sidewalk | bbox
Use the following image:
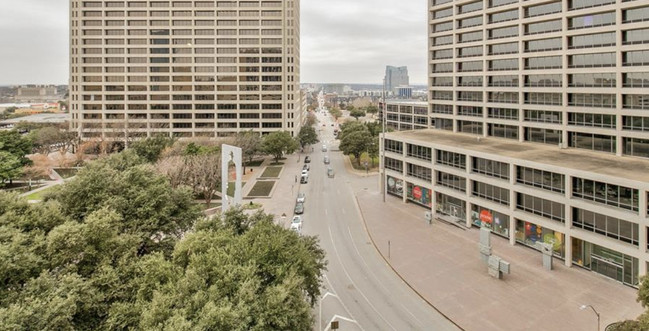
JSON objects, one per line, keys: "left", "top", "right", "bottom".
{"left": 355, "top": 189, "right": 643, "bottom": 331}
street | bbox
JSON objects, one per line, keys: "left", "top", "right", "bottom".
{"left": 298, "top": 110, "right": 460, "bottom": 330}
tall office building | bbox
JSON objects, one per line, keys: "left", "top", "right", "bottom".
{"left": 69, "top": 0, "right": 302, "bottom": 140}
{"left": 381, "top": 0, "right": 649, "bottom": 287}
{"left": 385, "top": 65, "right": 409, "bottom": 93}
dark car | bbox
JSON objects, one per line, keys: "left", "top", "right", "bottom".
{"left": 304, "top": 156, "right": 311, "bottom": 163}
{"left": 294, "top": 202, "right": 304, "bottom": 214}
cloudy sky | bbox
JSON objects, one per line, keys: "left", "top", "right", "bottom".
{"left": 0, "top": 0, "right": 427, "bottom": 85}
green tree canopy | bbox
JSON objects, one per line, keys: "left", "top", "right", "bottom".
{"left": 0, "top": 130, "right": 33, "bottom": 166}
{"left": 366, "top": 105, "right": 379, "bottom": 114}
{"left": 329, "top": 107, "right": 342, "bottom": 120}
{"left": 297, "top": 125, "right": 319, "bottom": 148}
{"left": 130, "top": 136, "right": 175, "bottom": 163}
{"left": 262, "top": 131, "right": 299, "bottom": 163}
{"left": 339, "top": 124, "right": 372, "bottom": 166}
{"left": 349, "top": 108, "right": 366, "bottom": 120}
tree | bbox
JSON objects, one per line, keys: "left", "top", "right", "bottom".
{"left": 262, "top": 131, "right": 299, "bottom": 163}
{"left": 339, "top": 127, "right": 372, "bottom": 166}
{"left": 0, "top": 130, "right": 33, "bottom": 167}
{"left": 366, "top": 105, "right": 379, "bottom": 114}
{"left": 233, "top": 131, "right": 262, "bottom": 174}
{"left": 329, "top": 107, "right": 342, "bottom": 120}
{"left": 349, "top": 108, "right": 366, "bottom": 120}
{"left": 305, "top": 112, "right": 317, "bottom": 127}
{"left": 297, "top": 125, "right": 319, "bottom": 149}
{"left": 129, "top": 136, "right": 175, "bottom": 163}
{"left": 346, "top": 105, "right": 356, "bottom": 111}
{"left": 368, "top": 136, "right": 380, "bottom": 167}
{"left": 0, "top": 151, "right": 22, "bottom": 186}
{"left": 184, "top": 153, "right": 222, "bottom": 209}
{"left": 609, "top": 275, "right": 649, "bottom": 330}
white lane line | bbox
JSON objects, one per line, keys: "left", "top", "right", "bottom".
{"left": 401, "top": 303, "right": 424, "bottom": 327}
{"left": 323, "top": 263, "right": 363, "bottom": 331}
{"left": 328, "top": 226, "right": 397, "bottom": 331}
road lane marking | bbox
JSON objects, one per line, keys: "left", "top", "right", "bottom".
{"left": 401, "top": 303, "right": 424, "bottom": 327}
{"left": 328, "top": 226, "right": 397, "bottom": 331}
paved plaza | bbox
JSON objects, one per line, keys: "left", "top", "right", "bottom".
{"left": 355, "top": 188, "right": 644, "bottom": 331}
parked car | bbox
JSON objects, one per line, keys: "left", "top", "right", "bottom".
{"left": 322, "top": 144, "right": 327, "bottom": 152}
{"left": 324, "top": 155, "right": 330, "bottom": 164}
{"left": 300, "top": 174, "right": 308, "bottom": 184}
{"left": 327, "top": 167, "right": 335, "bottom": 178}
{"left": 301, "top": 169, "right": 308, "bottom": 177}
{"left": 290, "top": 215, "right": 302, "bottom": 232}
{"left": 296, "top": 192, "right": 306, "bottom": 203}
{"left": 303, "top": 164, "right": 310, "bottom": 171}
{"left": 304, "top": 156, "right": 311, "bottom": 163}
{"left": 294, "top": 202, "right": 304, "bottom": 214}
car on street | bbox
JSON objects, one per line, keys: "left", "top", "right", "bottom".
{"left": 294, "top": 202, "right": 304, "bottom": 214}
{"left": 296, "top": 192, "right": 306, "bottom": 203}
{"left": 327, "top": 167, "right": 335, "bottom": 178}
{"left": 322, "top": 144, "right": 327, "bottom": 152}
{"left": 301, "top": 169, "right": 308, "bottom": 176}
{"left": 304, "top": 156, "right": 311, "bottom": 163}
{"left": 324, "top": 155, "right": 330, "bottom": 164}
{"left": 300, "top": 174, "right": 308, "bottom": 184}
{"left": 290, "top": 215, "right": 302, "bottom": 232}
{"left": 303, "top": 164, "right": 309, "bottom": 171}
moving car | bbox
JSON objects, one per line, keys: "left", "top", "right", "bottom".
{"left": 322, "top": 144, "right": 327, "bottom": 152}
{"left": 327, "top": 167, "right": 335, "bottom": 178}
{"left": 294, "top": 202, "right": 304, "bottom": 214}
{"left": 300, "top": 174, "right": 308, "bottom": 184}
{"left": 324, "top": 155, "right": 330, "bottom": 164}
{"left": 303, "top": 164, "right": 310, "bottom": 171}
{"left": 296, "top": 192, "right": 306, "bottom": 203}
{"left": 304, "top": 156, "right": 311, "bottom": 163}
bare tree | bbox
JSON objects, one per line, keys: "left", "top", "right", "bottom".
{"left": 157, "top": 153, "right": 222, "bottom": 209}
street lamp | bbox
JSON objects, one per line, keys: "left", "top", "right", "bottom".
{"left": 580, "top": 304, "right": 600, "bottom": 331}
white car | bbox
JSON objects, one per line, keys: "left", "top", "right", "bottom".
{"left": 296, "top": 192, "right": 306, "bottom": 203}
{"left": 322, "top": 144, "right": 327, "bottom": 152}
{"left": 291, "top": 216, "right": 303, "bottom": 232}
{"left": 301, "top": 169, "right": 308, "bottom": 177}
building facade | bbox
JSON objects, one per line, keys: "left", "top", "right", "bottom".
{"left": 379, "top": 0, "right": 649, "bottom": 287}
{"left": 14, "top": 85, "right": 61, "bottom": 103}
{"left": 385, "top": 100, "right": 429, "bottom": 131}
{"left": 69, "top": 0, "right": 302, "bottom": 140}
{"left": 385, "top": 65, "right": 409, "bottom": 94}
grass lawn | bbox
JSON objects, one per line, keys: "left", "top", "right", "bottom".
{"left": 260, "top": 166, "right": 282, "bottom": 178}
{"left": 349, "top": 153, "right": 380, "bottom": 171}
{"left": 244, "top": 159, "right": 264, "bottom": 167}
{"left": 23, "top": 185, "right": 59, "bottom": 201}
{"left": 248, "top": 181, "right": 275, "bottom": 197}
{"left": 227, "top": 181, "right": 246, "bottom": 197}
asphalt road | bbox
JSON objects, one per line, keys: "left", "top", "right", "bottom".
{"left": 300, "top": 110, "right": 460, "bottom": 331}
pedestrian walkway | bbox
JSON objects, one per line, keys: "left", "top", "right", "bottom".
{"left": 355, "top": 189, "right": 643, "bottom": 331}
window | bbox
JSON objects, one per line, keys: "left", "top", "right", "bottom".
{"left": 489, "top": 9, "right": 518, "bottom": 23}
{"left": 458, "top": 60, "right": 482, "bottom": 72}
{"left": 458, "top": 120, "right": 483, "bottom": 135}
{"left": 437, "top": 150, "right": 466, "bottom": 169}
{"left": 569, "top": 132, "right": 616, "bottom": 153}
{"left": 516, "top": 193, "right": 565, "bottom": 222}
{"left": 569, "top": 113, "right": 616, "bottom": 128}
{"left": 433, "top": 21, "right": 453, "bottom": 32}
{"left": 525, "top": 74, "right": 561, "bottom": 87}
{"left": 458, "top": 45, "right": 483, "bottom": 58}
{"left": 489, "top": 58, "right": 518, "bottom": 71}
{"left": 489, "top": 124, "right": 519, "bottom": 140}
{"left": 432, "top": 104, "right": 453, "bottom": 114}
{"left": 489, "top": 42, "right": 518, "bottom": 55}
{"left": 489, "top": 91, "right": 518, "bottom": 103}
{"left": 458, "top": 106, "right": 483, "bottom": 117}
{"left": 458, "top": 1, "right": 482, "bottom": 14}
{"left": 488, "top": 108, "right": 518, "bottom": 120}
{"left": 458, "top": 31, "right": 483, "bottom": 43}
{"left": 624, "top": 94, "right": 649, "bottom": 110}
{"left": 433, "top": 35, "right": 453, "bottom": 46}
{"left": 525, "top": 92, "right": 562, "bottom": 106}
{"left": 458, "top": 76, "right": 483, "bottom": 86}
{"left": 525, "top": 1, "right": 561, "bottom": 17}
{"left": 569, "top": 12, "right": 615, "bottom": 29}
{"left": 525, "top": 55, "right": 561, "bottom": 69}
{"left": 407, "top": 163, "right": 432, "bottom": 181}
{"left": 407, "top": 144, "right": 432, "bottom": 161}
{"left": 473, "top": 181, "right": 510, "bottom": 205}
{"left": 473, "top": 157, "right": 509, "bottom": 180}
{"left": 568, "top": 93, "right": 616, "bottom": 108}
{"left": 624, "top": 50, "right": 649, "bottom": 66}
{"left": 458, "top": 91, "right": 483, "bottom": 102}
{"left": 489, "top": 0, "right": 517, "bottom": 7}
{"left": 569, "top": 32, "right": 616, "bottom": 48}
{"left": 624, "top": 138, "right": 649, "bottom": 159}
{"left": 623, "top": 116, "right": 649, "bottom": 132}
{"left": 525, "top": 37, "right": 562, "bottom": 52}
{"left": 489, "top": 75, "right": 518, "bottom": 87}
{"left": 433, "top": 48, "right": 453, "bottom": 59}
{"left": 623, "top": 6, "right": 649, "bottom": 23}
{"left": 569, "top": 0, "right": 615, "bottom": 11}
{"left": 573, "top": 208, "right": 638, "bottom": 246}
{"left": 569, "top": 73, "right": 616, "bottom": 87}
{"left": 432, "top": 91, "right": 453, "bottom": 100}
{"left": 569, "top": 53, "right": 615, "bottom": 68}
{"left": 458, "top": 16, "right": 483, "bottom": 29}
{"left": 433, "top": 77, "right": 453, "bottom": 86}
{"left": 433, "top": 8, "right": 452, "bottom": 19}
{"left": 623, "top": 28, "right": 649, "bottom": 45}
{"left": 517, "top": 166, "right": 565, "bottom": 193}
{"left": 489, "top": 25, "right": 518, "bottom": 39}
{"left": 384, "top": 139, "right": 403, "bottom": 154}
{"left": 572, "top": 178, "right": 638, "bottom": 211}
{"left": 524, "top": 110, "right": 562, "bottom": 124}
{"left": 437, "top": 172, "right": 466, "bottom": 192}
{"left": 433, "top": 62, "right": 453, "bottom": 73}
{"left": 525, "top": 127, "right": 562, "bottom": 145}
{"left": 525, "top": 19, "right": 562, "bottom": 35}
{"left": 623, "top": 73, "right": 649, "bottom": 88}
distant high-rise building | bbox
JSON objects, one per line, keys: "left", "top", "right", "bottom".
{"left": 14, "top": 85, "right": 60, "bottom": 103}
{"left": 381, "top": 0, "right": 649, "bottom": 288}
{"left": 384, "top": 66, "right": 409, "bottom": 94}
{"left": 69, "top": 0, "right": 303, "bottom": 140}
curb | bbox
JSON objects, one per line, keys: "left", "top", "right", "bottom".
{"left": 352, "top": 193, "right": 465, "bottom": 331}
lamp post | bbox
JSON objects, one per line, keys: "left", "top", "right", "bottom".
{"left": 580, "top": 304, "right": 600, "bottom": 331}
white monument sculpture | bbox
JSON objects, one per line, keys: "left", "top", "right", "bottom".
{"left": 221, "top": 144, "right": 243, "bottom": 213}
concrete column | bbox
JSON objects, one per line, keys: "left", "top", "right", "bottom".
{"left": 564, "top": 235, "right": 573, "bottom": 267}
{"left": 465, "top": 156, "right": 472, "bottom": 228}
{"left": 509, "top": 163, "right": 516, "bottom": 246}
{"left": 565, "top": 175, "right": 573, "bottom": 267}
{"left": 465, "top": 200, "right": 472, "bottom": 228}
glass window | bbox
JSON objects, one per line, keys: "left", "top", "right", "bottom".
{"left": 458, "top": 30, "right": 483, "bottom": 43}
{"left": 433, "top": 35, "right": 453, "bottom": 46}
{"left": 489, "top": 25, "right": 518, "bottom": 39}
{"left": 407, "top": 144, "right": 432, "bottom": 161}
{"left": 489, "top": 91, "right": 519, "bottom": 103}
{"left": 624, "top": 50, "right": 649, "bottom": 66}
{"left": 569, "top": 52, "right": 616, "bottom": 68}
{"left": 624, "top": 138, "right": 649, "bottom": 159}
{"left": 471, "top": 204, "right": 510, "bottom": 238}
{"left": 458, "top": 91, "right": 483, "bottom": 102}
{"left": 569, "top": 32, "right": 616, "bottom": 48}
{"left": 433, "top": 62, "right": 453, "bottom": 73}
{"left": 489, "top": 9, "right": 519, "bottom": 23}
{"left": 384, "top": 139, "right": 403, "bottom": 154}
{"left": 489, "top": 0, "right": 518, "bottom": 8}
{"left": 437, "top": 150, "right": 466, "bottom": 169}
{"left": 458, "top": 1, "right": 482, "bottom": 14}
{"left": 569, "top": 12, "right": 615, "bottom": 29}
{"left": 489, "top": 75, "right": 519, "bottom": 87}
{"left": 524, "top": 110, "right": 562, "bottom": 123}
{"left": 458, "top": 45, "right": 483, "bottom": 58}
{"left": 458, "top": 106, "right": 483, "bottom": 116}
{"left": 524, "top": 92, "right": 562, "bottom": 105}
{"left": 623, "top": 6, "right": 649, "bottom": 23}
{"left": 623, "top": 94, "right": 649, "bottom": 110}
{"left": 572, "top": 178, "right": 638, "bottom": 211}
{"left": 569, "top": 73, "right": 616, "bottom": 87}
{"left": 525, "top": 37, "right": 562, "bottom": 52}
{"left": 569, "top": 132, "right": 616, "bottom": 153}
{"left": 569, "top": 0, "right": 615, "bottom": 11}
{"left": 525, "top": 19, "right": 562, "bottom": 35}
{"left": 516, "top": 220, "right": 565, "bottom": 257}
{"left": 433, "top": 7, "right": 452, "bottom": 19}
{"left": 433, "top": 21, "right": 453, "bottom": 32}
{"left": 516, "top": 166, "right": 565, "bottom": 193}
{"left": 524, "top": 127, "right": 562, "bottom": 145}
{"left": 436, "top": 171, "right": 467, "bottom": 192}
{"left": 432, "top": 91, "right": 453, "bottom": 100}
{"left": 623, "top": 28, "right": 649, "bottom": 45}
{"left": 525, "top": 74, "right": 562, "bottom": 87}
{"left": 433, "top": 48, "right": 453, "bottom": 59}
{"left": 525, "top": 1, "right": 562, "bottom": 17}
{"left": 407, "top": 163, "right": 432, "bottom": 181}
{"left": 489, "top": 58, "right": 518, "bottom": 71}
{"left": 473, "top": 181, "right": 510, "bottom": 205}
{"left": 384, "top": 157, "right": 403, "bottom": 172}
{"left": 458, "top": 16, "right": 483, "bottom": 29}
{"left": 473, "top": 157, "right": 510, "bottom": 180}
{"left": 516, "top": 192, "right": 565, "bottom": 222}
{"left": 458, "top": 120, "right": 483, "bottom": 135}
{"left": 623, "top": 116, "right": 649, "bottom": 132}
{"left": 525, "top": 55, "right": 562, "bottom": 69}
{"left": 458, "top": 60, "right": 483, "bottom": 72}
{"left": 433, "top": 76, "right": 453, "bottom": 86}
{"left": 489, "top": 124, "right": 519, "bottom": 140}
{"left": 458, "top": 76, "right": 483, "bottom": 86}
{"left": 568, "top": 93, "right": 616, "bottom": 108}
{"left": 488, "top": 107, "right": 518, "bottom": 120}
{"left": 489, "top": 42, "right": 518, "bottom": 55}
{"left": 568, "top": 113, "right": 616, "bottom": 128}
{"left": 432, "top": 104, "right": 453, "bottom": 114}
{"left": 623, "top": 73, "right": 649, "bottom": 88}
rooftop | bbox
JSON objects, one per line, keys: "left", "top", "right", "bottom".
{"left": 387, "top": 129, "right": 649, "bottom": 183}
{"left": 386, "top": 99, "right": 427, "bottom": 106}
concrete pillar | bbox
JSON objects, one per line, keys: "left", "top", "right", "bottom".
{"left": 465, "top": 201, "right": 472, "bottom": 228}
{"left": 509, "top": 163, "right": 516, "bottom": 246}
{"left": 564, "top": 175, "right": 573, "bottom": 267}
{"left": 564, "top": 235, "right": 573, "bottom": 268}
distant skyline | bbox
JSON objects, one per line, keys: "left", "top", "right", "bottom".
{"left": 0, "top": 0, "right": 427, "bottom": 85}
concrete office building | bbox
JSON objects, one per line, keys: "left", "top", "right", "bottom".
{"left": 385, "top": 100, "right": 429, "bottom": 131}
{"left": 381, "top": 0, "right": 649, "bottom": 287}
{"left": 69, "top": 0, "right": 302, "bottom": 140}
{"left": 385, "top": 65, "right": 409, "bottom": 94}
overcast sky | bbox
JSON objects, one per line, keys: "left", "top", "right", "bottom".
{"left": 0, "top": 0, "right": 427, "bottom": 85}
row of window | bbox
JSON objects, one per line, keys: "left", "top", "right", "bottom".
{"left": 81, "top": 1, "right": 284, "bottom": 8}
